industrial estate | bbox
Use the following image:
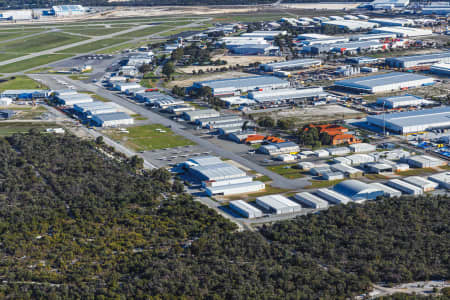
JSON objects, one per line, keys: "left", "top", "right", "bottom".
{"left": 0, "top": 1, "right": 449, "bottom": 298}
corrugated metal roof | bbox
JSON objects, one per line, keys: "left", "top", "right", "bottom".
{"left": 194, "top": 76, "right": 288, "bottom": 89}
{"left": 189, "top": 156, "right": 222, "bottom": 166}
{"left": 191, "top": 163, "right": 246, "bottom": 179}
{"left": 368, "top": 106, "right": 450, "bottom": 127}
{"left": 93, "top": 112, "right": 132, "bottom": 122}
{"left": 386, "top": 51, "right": 450, "bottom": 63}
{"left": 261, "top": 59, "right": 321, "bottom": 68}
{"left": 335, "top": 72, "right": 433, "bottom": 90}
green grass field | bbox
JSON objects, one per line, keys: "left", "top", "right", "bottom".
{"left": 96, "top": 40, "right": 152, "bottom": 54}
{"left": 0, "top": 29, "right": 44, "bottom": 42}
{"left": 0, "top": 32, "right": 86, "bottom": 53}
{"left": 395, "top": 168, "right": 436, "bottom": 176}
{"left": 212, "top": 12, "right": 288, "bottom": 23}
{"left": 0, "top": 53, "right": 28, "bottom": 62}
{"left": 160, "top": 26, "right": 210, "bottom": 37}
{"left": 267, "top": 164, "right": 305, "bottom": 179}
{"left": 306, "top": 179, "right": 346, "bottom": 189}
{"left": 60, "top": 38, "right": 130, "bottom": 54}
{"left": 0, "top": 54, "right": 73, "bottom": 73}
{"left": 59, "top": 26, "right": 132, "bottom": 36}
{"left": 0, "top": 76, "right": 47, "bottom": 91}
{"left": 115, "top": 25, "right": 172, "bottom": 38}
{"left": 104, "top": 124, "right": 195, "bottom": 151}
{"left": 0, "top": 122, "right": 59, "bottom": 136}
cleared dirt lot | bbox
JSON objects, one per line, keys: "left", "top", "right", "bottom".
{"left": 178, "top": 55, "right": 283, "bottom": 74}
{"left": 251, "top": 104, "right": 365, "bottom": 126}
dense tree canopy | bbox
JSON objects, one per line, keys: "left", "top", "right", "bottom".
{"left": 0, "top": 132, "right": 447, "bottom": 299}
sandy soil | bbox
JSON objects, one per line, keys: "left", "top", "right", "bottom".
{"left": 278, "top": 104, "right": 360, "bottom": 118}
{"left": 178, "top": 55, "right": 283, "bottom": 73}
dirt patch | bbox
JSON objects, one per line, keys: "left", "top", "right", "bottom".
{"left": 251, "top": 104, "right": 365, "bottom": 126}
{"left": 178, "top": 55, "right": 283, "bottom": 74}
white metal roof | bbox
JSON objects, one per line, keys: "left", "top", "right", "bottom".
{"left": 191, "top": 163, "right": 246, "bottom": 179}
{"left": 188, "top": 156, "right": 223, "bottom": 166}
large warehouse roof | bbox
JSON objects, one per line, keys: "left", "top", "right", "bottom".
{"left": 194, "top": 76, "right": 288, "bottom": 90}
{"left": 322, "top": 20, "right": 377, "bottom": 30}
{"left": 387, "top": 52, "right": 450, "bottom": 63}
{"left": 334, "top": 72, "right": 434, "bottom": 93}
{"left": 92, "top": 112, "right": 131, "bottom": 122}
{"left": 248, "top": 87, "right": 328, "bottom": 103}
{"left": 190, "top": 163, "right": 246, "bottom": 180}
{"left": 188, "top": 156, "right": 223, "bottom": 166}
{"left": 367, "top": 106, "right": 450, "bottom": 133}
{"left": 376, "top": 94, "right": 432, "bottom": 108}
{"left": 371, "top": 26, "right": 433, "bottom": 37}
{"left": 260, "top": 59, "right": 322, "bottom": 71}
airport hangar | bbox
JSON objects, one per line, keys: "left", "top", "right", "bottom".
{"left": 367, "top": 106, "right": 450, "bottom": 134}
{"left": 334, "top": 72, "right": 434, "bottom": 93}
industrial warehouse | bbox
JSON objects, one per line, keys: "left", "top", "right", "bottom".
{"left": 376, "top": 94, "right": 433, "bottom": 108}
{"left": 247, "top": 87, "right": 330, "bottom": 104}
{"left": 259, "top": 59, "right": 322, "bottom": 72}
{"left": 192, "top": 76, "right": 289, "bottom": 96}
{"left": 367, "top": 106, "right": 450, "bottom": 134}
{"left": 334, "top": 72, "right": 434, "bottom": 93}
{"left": 181, "top": 156, "right": 265, "bottom": 196}
{"left": 385, "top": 52, "right": 450, "bottom": 69}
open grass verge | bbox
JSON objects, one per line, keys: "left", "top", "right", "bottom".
{"left": 131, "top": 114, "right": 148, "bottom": 121}
{"left": 225, "top": 184, "right": 291, "bottom": 201}
{"left": 0, "top": 75, "right": 47, "bottom": 91}
{"left": 0, "top": 53, "right": 28, "bottom": 63}
{"left": 267, "top": 164, "right": 305, "bottom": 179}
{"left": 0, "top": 29, "right": 44, "bottom": 42}
{"left": 60, "top": 38, "right": 130, "bottom": 54}
{"left": 395, "top": 168, "right": 436, "bottom": 176}
{"left": 60, "top": 26, "right": 132, "bottom": 36}
{"left": 160, "top": 26, "right": 210, "bottom": 37}
{"left": 365, "top": 174, "right": 389, "bottom": 180}
{"left": 306, "top": 179, "right": 346, "bottom": 189}
{"left": 104, "top": 124, "right": 195, "bottom": 151}
{"left": 0, "top": 54, "right": 73, "bottom": 73}
{"left": 255, "top": 175, "right": 271, "bottom": 182}
{"left": 0, "top": 122, "right": 59, "bottom": 136}
{"left": 0, "top": 32, "right": 86, "bottom": 53}
{"left": 115, "top": 25, "right": 172, "bottom": 38}
{"left": 96, "top": 40, "right": 154, "bottom": 54}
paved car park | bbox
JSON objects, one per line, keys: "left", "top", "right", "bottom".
{"left": 141, "top": 144, "right": 212, "bottom": 168}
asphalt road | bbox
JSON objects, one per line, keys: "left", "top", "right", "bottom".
{"left": 31, "top": 74, "right": 309, "bottom": 189}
